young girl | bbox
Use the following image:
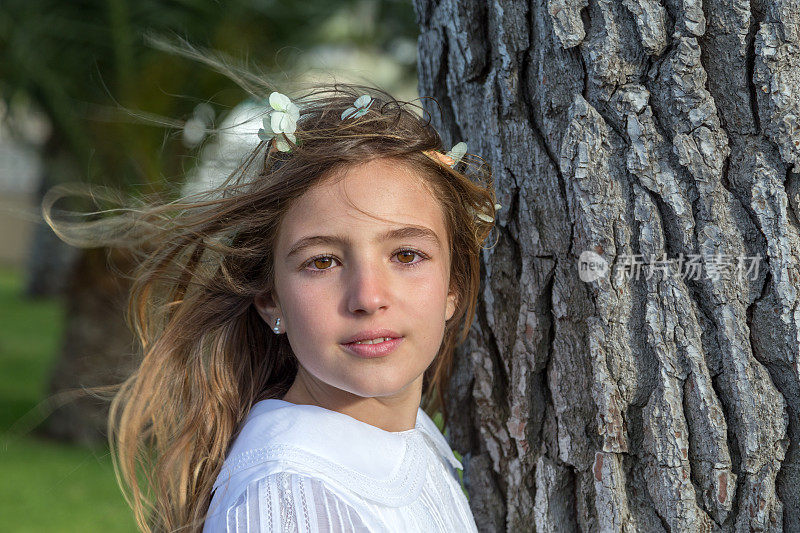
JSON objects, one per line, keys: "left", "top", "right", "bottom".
{"left": 44, "top": 71, "right": 498, "bottom": 532}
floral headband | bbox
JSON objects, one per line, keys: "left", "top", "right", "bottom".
{"left": 257, "top": 91, "right": 501, "bottom": 223}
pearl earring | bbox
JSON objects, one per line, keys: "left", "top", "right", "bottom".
{"left": 273, "top": 317, "right": 281, "bottom": 334}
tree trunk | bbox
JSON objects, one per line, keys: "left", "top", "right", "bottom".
{"left": 415, "top": 0, "right": 798, "bottom": 531}
{"left": 37, "top": 246, "right": 138, "bottom": 447}
{"left": 24, "top": 131, "right": 80, "bottom": 297}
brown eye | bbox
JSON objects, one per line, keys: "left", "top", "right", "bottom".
{"left": 396, "top": 250, "right": 416, "bottom": 263}
{"left": 313, "top": 257, "right": 333, "bottom": 269}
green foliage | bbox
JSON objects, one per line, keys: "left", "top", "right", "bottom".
{"left": 0, "top": 267, "right": 136, "bottom": 531}
{"left": 0, "top": 0, "right": 419, "bottom": 196}
{"left": 432, "top": 410, "right": 469, "bottom": 500}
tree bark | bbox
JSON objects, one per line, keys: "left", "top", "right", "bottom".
{"left": 415, "top": 0, "right": 798, "bottom": 531}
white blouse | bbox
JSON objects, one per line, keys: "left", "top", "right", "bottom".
{"left": 203, "top": 399, "right": 478, "bottom": 532}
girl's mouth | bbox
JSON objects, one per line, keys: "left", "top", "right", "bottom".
{"left": 352, "top": 336, "right": 393, "bottom": 344}
{"left": 341, "top": 336, "right": 404, "bottom": 358}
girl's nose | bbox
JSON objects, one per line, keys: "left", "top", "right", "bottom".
{"left": 346, "top": 261, "right": 390, "bottom": 315}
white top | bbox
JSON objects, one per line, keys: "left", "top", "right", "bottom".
{"left": 203, "top": 399, "right": 478, "bottom": 532}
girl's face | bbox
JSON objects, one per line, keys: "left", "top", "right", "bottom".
{"left": 254, "top": 157, "right": 457, "bottom": 402}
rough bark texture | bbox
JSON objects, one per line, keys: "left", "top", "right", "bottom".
{"left": 415, "top": 0, "right": 798, "bottom": 530}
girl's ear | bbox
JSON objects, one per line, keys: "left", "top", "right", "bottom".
{"left": 445, "top": 290, "right": 458, "bottom": 322}
{"left": 253, "top": 290, "right": 281, "bottom": 324}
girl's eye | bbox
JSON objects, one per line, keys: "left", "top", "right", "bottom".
{"left": 310, "top": 256, "right": 337, "bottom": 270}
{"left": 393, "top": 249, "right": 428, "bottom": 266}
{"left": 396, "top": 250, "right": 417, "bottom": 264}
{"left": 304, "top": 249, "right": 428, "bottom": 273}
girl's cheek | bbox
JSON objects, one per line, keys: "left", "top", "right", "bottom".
{"left": 407, "top": 270, "right": 448, "bottom": 291}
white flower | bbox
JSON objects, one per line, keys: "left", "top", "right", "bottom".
{"left": 258, "top": 91, "right": 301, "bottom": 152}
{"left": 475, "top": 203, "right": 503, "bottom": 223}
{"left": 445, "top": 141, "right": 468, "bottom": 167}
{"left": 182, "top": 116, "right": 207, "bottom": 147}
{"left": 341, "top": 94, "right": 374, "bottom": 120}
{"left": 182, "top": 103, "right": 215, "bottom": 148}
{"left": 425, "top": 141, "right": 468, "bottom": 167}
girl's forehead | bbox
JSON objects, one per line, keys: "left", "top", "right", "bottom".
{"left": 277, "top": 160, "right": 448, "bottom": 254}
{"left": 278, "top": 159, "right": 447, "bottom": 244}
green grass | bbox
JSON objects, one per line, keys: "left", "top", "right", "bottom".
{"left": 0, "top": 266, "right": 137, "bottom": 532}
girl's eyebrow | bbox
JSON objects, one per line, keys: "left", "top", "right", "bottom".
{"left": 286, "top": 226, "right": 441, "bottom": 259}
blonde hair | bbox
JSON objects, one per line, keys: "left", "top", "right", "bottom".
{"left": 42, "top": 44, "right": 497, "bottom": 533}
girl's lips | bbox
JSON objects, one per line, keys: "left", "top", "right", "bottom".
{"left": 341, "top": 337, "right": 404, "bottom": 358}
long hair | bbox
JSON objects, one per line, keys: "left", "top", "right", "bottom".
{"left": 42, "top": 44, "right": 497, "bottom": 533}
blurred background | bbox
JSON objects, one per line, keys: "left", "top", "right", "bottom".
{"left": 0, "top": 1, "right": 420, "bottom": 530}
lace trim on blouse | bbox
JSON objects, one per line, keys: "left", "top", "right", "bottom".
{"left": 214, "top": 434, "right": 429, "bottom": 507}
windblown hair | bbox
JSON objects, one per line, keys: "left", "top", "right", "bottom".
{"left": 42, "top": 45, "right": 497, "bottom": 533}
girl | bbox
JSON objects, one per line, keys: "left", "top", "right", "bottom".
{"left": 44, "top": 68, "right": 499, "bottom": 532}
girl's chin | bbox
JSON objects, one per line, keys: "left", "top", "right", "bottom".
{"left": 334, "top": 378, "right": 414, "bottom": 399}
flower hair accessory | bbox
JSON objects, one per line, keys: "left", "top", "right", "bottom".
{"left": 424, "top": 142, "right": 502, "bottom": 222}
{"left": 258, "top": 91, "right": 300, "bottom": 152}
{"left": 424, "top": 141, "right": 468, "bottom": 168}
{"left": 475, "top": 202, "right": 503, "bottom": 223}
{"left": 254, "top": 93, "right": 501, "bottom": 223}
{"left": 341, "top": 94, "right": 374, "bottom": 120}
